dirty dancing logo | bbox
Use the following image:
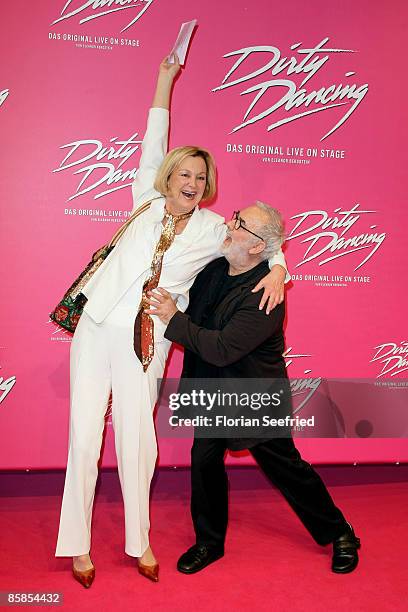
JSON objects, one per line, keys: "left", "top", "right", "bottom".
{"left": 371, "top": 342, "right": 408, "bottom": 378}
{"left": 286, "top": 203, "right": 386, "bottom": 270}
{"left": 283, "top": 347, "right": 322, "bottom": 415}
{"left": 53, "top": 133, "right": 142, "bottom": 200}
{"left": 52, "top": 0, "right": 154, "bottom": 33}
{"left": 213, "top": 38, "right": 368, "bottom": 140}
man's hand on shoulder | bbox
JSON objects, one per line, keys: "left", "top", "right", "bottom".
{"left": 252, "top": 264, "right": 285, "bottom": 315}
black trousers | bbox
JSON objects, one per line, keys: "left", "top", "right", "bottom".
{"left": 191, "top": 437, "right": 349, "bottom": 549}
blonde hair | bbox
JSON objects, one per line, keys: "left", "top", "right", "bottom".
{"left": 154, "top": 146, "right": 217, "bottom": 201}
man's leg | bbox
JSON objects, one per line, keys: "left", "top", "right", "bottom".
{"left": 177, "top": 437, "right": 227, "bottom": 574}
{"left": 250, "top": 438, "right": 360, "bottom": 572}
{"left": 250, "top": 438, "right": 348, "bottom": 543}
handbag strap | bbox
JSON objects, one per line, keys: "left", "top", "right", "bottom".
{"left": 107, "top": 196, "right": 161, "bottom": 248}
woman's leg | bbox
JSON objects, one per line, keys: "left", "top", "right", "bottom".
{"left": 55, "top": 313, "right": 112, "bottom": 557}
{"left": 108, "top": 320, "right": 169, "bottom": 559}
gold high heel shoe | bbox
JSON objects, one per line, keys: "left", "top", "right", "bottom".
{"left": 72, "top": 564, "right": 95, "bottom": 589}
{"left": 137, "top": 560, "right": 159, "bottom": 583}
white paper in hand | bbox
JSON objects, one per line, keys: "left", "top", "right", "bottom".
{"left": 168, "top": 20, "right": 197, "bottom": 65}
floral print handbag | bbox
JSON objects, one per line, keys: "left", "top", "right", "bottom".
{"left": 50, "top": 200, "right": 153, "bottom": 333}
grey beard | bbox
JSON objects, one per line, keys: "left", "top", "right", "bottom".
{"left": 220, "top": 240, "right": 252, "bottom": 268}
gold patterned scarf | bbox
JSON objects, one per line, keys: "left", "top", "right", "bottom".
{"left": 134, "top": 207, "right": 194, "bottom": 371}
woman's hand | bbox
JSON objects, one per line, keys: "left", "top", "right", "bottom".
{"left": 145, "top": 288, "right": 179, "bottom": 324}
{"left": 159, "top": 53, "right": 181, "bottom": 80}
{"left": 152, "top": 54, "right": 181, "bottom": 109}
{"left": 252, "top": 264, "right": 285, "bottom": 314}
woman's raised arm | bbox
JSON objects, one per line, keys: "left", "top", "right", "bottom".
{"left": 152, "top": 53, "right": 181, "bottom": 109}
{"left": 131, "top": 55, "right": 181, "bottom": 211}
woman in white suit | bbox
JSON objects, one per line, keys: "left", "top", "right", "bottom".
{"left": 55, "top": 55, "right": 288, "bottom": 587}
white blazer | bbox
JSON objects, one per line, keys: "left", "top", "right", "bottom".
{"left": 82, "top": 108, "right": 287, "bottom": 341}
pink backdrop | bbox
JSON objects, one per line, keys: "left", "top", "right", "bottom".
{"left": 1, "top": 0, "right": 407, "bottom": 468}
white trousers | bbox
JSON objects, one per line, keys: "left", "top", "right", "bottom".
{"left": 55, "top": 308, "right": 170, "bottom": 557}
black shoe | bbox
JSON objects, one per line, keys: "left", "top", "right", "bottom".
{"left": 332, "top": 524, "right": 361, "bottom": 574}
{"left": 177, "top": 544, "right": 224, "bottom": 574}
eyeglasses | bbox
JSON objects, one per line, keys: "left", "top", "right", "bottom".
{"left": 231, "top": 211, "right": 265, "bottom": 242}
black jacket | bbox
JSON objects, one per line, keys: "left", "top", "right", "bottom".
{"left": 164, "top": 257, "right": 290, "bottom": 450}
